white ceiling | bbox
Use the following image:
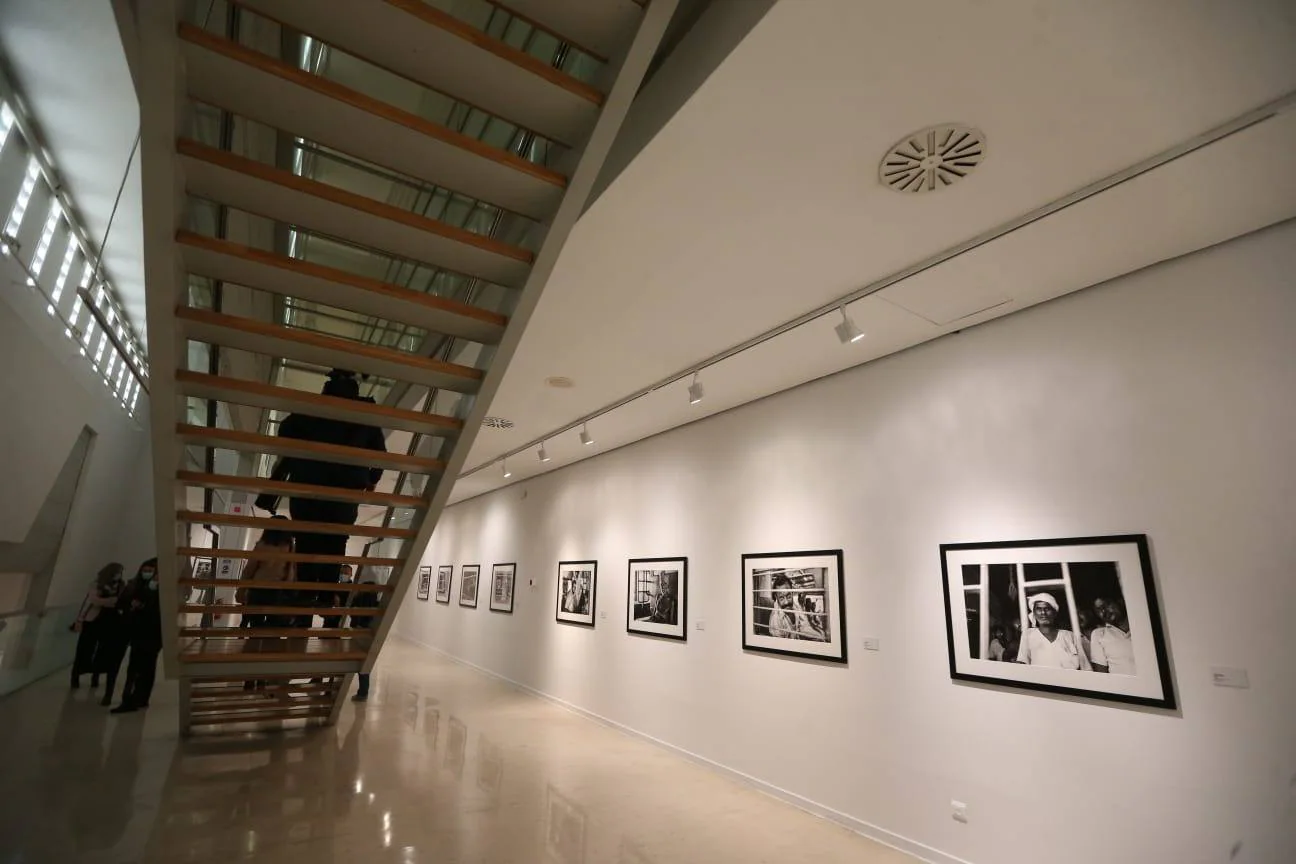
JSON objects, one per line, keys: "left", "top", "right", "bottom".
{"left": 451, "top": 0, "right": 1296, "bottom": 503}
{"left": 0, "top": 0, "right": 148, "bottom": 347}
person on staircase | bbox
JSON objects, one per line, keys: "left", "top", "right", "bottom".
{"left": 348, "top": 574, "right": 382, "bottom": 703}
{"left": 110, "top": 557, "right": 163, "bottom": 714}
{"left": 253, "top": 370, "right": 387, "bottom": 627}
{"left": 70, "top": 562, "right": 125, "bottom": 690}
{"left": 237, "top": 518, "right": 297, "bottom": 689}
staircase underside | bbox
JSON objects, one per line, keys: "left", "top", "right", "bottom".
{"left": 136, "top": 0, "right": 677, "bottom": 732}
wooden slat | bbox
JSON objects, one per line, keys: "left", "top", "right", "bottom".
{"left": 176, "top": 306, "right": 483, "bottom": 394}
{"left": 179, "top": 641, "right": 368, "bottom": 663}
{"left": 176, "top": 470, "right": 425, "bottom": 508}
{"left": 178, "top": 24, "right": 566, "bottom": 221}
{"left": 176, "top": 424, "right": 445, "bottom": 476}
{"left": 494, "top": 0, "right": 643, "bottom": 61}
{"left": 177, "top": 509, "right": 415, "bottom": 539}
{"left": 177, "top": 548, "right": 400, "bottom": 566}
{"left": 181, "top": 628, "right": 365, "bottom": 638}
{"left": 188, "top": 673, "right": 345, "bottom": 684}
{"left": 234, "top": 0, "right": 598, "bottom": 146}
{"left": 177, "top": 232, "right": 507, "bottom": 345}
{"left": 181, "top": 577, "right": 390, "bottom": 592}
{"left": 189, "top": 708, "right": 333, "bottom": 724}
{"left": 178, "top": 139, "right": 533, "bottom": 290}
{"left": 182, "top": 604, "right": 381, "bottom": 617}
{"left": 192, "top": 700, "right": 337, "bottom": 715}
{"left": 383, "top": 0, "right": 604, "bottom": 105}
{"left": 175, "top": 370, "right": 461, "bottom": 439}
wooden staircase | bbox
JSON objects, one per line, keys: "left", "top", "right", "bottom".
{"left": 134, "top": 0, "right": 676, "bottom": 733}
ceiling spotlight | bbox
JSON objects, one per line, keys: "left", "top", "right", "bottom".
{"left": 834, "top": 305, "right": 865, "bottom": 345}
{"left": 579, "top": 423, "right": 594, "bottom": 446}
{"left": 501, "top": 458, "right": 512, "bottom": 479}
{"left": 688, "top": 373, "right": 704, "bottom": 406}
{"left": 538, "top": 442, "right": 551, "bottom": 463}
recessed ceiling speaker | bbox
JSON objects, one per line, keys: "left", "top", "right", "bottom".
{"left": 880, "top": 124, "right": 985, "bottom": 193}
{"left": 482, "top": 416, "right": 514, "bottom": 429}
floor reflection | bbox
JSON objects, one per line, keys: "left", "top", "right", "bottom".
{"left": 0, "top": 638, "right": 917, "bottom": 864}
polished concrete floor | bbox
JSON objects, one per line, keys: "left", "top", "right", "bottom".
{"left": 0, "top": 638, "right": 917, "bottom": 864}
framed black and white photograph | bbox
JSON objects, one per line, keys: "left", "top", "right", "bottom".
{"left": 742, "top": 550, "right": 847, "bottom": 663}
{"left": 626, "top": 557, "right": 687, "bottom": 640}
{"left": 459, "top": 565, "right": 480, "bottom": 608}
{"left": 435, "top": 564, "right": 453, "bottom": 604}
{"left": 555, "top": 560, "right": 597, "bottom": 627}
{"left": 416, "top": 565, "right": 432, "bottom": 601}
{"left": 545, "top": 785, "right": 586, "bottom": 864}
{"left": 490, "top": 563, "right": 516, "bottom": 613}
{"left": 941, "top": 534, "right": 1175, "bottom": 709}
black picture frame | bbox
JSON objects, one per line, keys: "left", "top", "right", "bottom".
{"left": 489, "top": 562, "right": 516, "bottom": 614}
{"left": 626, "top": 557, "right": 688, "bottom": 641}
{"left": 940, "top": 534, "right": 1175, "bottom": 709}
{"left": 741, "top": 549, "right": 847, "bottom": 663}
{"left": 416, "top": 565, "right": 431, "bottom": 601}
{"left": 434, "top": 565, "right": 453, "bottom": 604}
{"left": 459, "top": 564, "right": 480, "bottom": 608}
{"left": 555, "top": 560, "right": 597, "bottom": 627}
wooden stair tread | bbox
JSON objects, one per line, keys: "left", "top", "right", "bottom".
{"left": 233, "top": 0, "right": 599, "bottom": 147}
{"left": 176, "top": 306, "right": 484, "bottom": 394}
{"left": 177, "top": 509, "right": 416, "bottom": 539}
{"left": 177, "top": 139, "right": 533, "bottom": 290}
{"left": 177, "top": 23, "right": 567, "bottom": 198}
{"left": 176, "top": 470, "right": 425, "bottom": 509}
{"left": 190, "top": 696, "right": 336, "bottom": 711}
{"left": 180, "top": 577, "right": 392, "bottom": 592}
{"left": 181, "top": 627, "right": 367, "bottom": 638}
{"left": 189, "top": 708, "right": 333, "bottom": 724}
{"left": 179, "top": 640, "right": 368, "bottom": 663}
{"left": 187, "top": 673, "right": 347, "bottom": 683}
{"left": 177, "top": 139, "right": 532, "bottom": 262}
{"left": 177, "top": 547, "right": 400, "bottom": 566}
{"left": 383, "top": 0, "right": 604, "bottom": 105}
{"left": 176, "top": 232, "right": 508, "bottom": 344}
{"left": 176, "top": 423, "right": 446, "bottom": 475}
{"left": 181, "top": 604, "right": 381, "bottom": 617}
{"left": 175, "top": 370, "right": 462, "bottom": 439}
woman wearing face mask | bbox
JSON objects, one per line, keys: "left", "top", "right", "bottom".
{"left": 110, "top": 557, "right": 162, "bottom": 714}
{"left": 70, "top": 562, "right": 125, "bottom": 689}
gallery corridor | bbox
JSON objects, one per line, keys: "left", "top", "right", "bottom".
{"left": 0, "top": 639, "right": 914, "bottom": 864}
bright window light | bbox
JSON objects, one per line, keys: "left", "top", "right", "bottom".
{"left": 81, "top": 317, "right": 96, "bottom": 355}
{"left": 92, "top": 330, "right": 107, "bottom": 368}
{"left": 0, "top": 103, "right": 14, "bottom": 154}
{"left": 5, "top": 158, "right": 41, "bottom": 238}
{"left": 29, "top": 201, "right": 62, "bottom": 280}
{"left": 113, "top": 361, "right": 128, "bottom": 395}
{"left": 128, "top": 380, "right": 141, "bottom": 414}
{"left": 49, "top": 241, "right": 77, "bottom": 310}
{"left": 103, "top": 351, "right": 118, "bottom": 382}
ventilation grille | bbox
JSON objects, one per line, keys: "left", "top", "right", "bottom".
{"left": 880, "top": 125, "right": 985, "bottom": 193}
{"left": 482, "top": 417, "right": 514, "bottom": 429}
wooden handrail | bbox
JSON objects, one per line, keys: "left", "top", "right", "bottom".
{"left": 175, "top": 423, "right": 447, "bottom": 475}
{"left": 175, "top": 306, "right": 484, "bottom": 384}
{"left": 176, "top": 231, "right": 509, "bottom": 328}
{"left": 177, "top": 23, "right": 567, "bottom": 189}
{"left": 176, "top": 509, "right": 417, "bottom": 539}
{"left": 177, "top": 138, "right": 535, "bottom": 264}
{"left": 174, "top": 369, "right": 463, "bottom": 436}
{"left": 176, "top": 470, "right": 425, "bottom": 508}
{"left": 382, "top": 0, "right": 605, "bottom": 105}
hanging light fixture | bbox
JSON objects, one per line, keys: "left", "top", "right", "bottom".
{"left": 501, "top": 458, "right": 512, "bottom": 479}
{"left": 688, "top": 372, "right": 704, "bottom": 405}
{"left": 538, "top": 442, "right": 551, "bottom": 463}
{"left": 834, "top": 304, "right": 865, "bottom": 345}
{"left": 579, "top": 423, "right": 594, "bottom": 446}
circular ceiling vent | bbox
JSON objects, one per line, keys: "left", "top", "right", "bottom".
{"left": 482, "top": 416, "right": 514, "bottom": 429}
{"left": 880, "top": 124, "right": 985, "bottom": 193}
{"left": 544, "top": 376, "right": 575, "bottom": 389}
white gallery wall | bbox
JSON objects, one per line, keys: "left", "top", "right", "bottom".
{"left": 396, "top": 221, "right": 1296, "bottom": 864}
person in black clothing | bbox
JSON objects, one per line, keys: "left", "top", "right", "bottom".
{"left": 71, "top": 562, "right": 125, "bottom": 689}
{"left": 254, "top": 370, "right": 386, "bottom": 622}
{"left": 349, "top": 579, "right": 382, "bottom": 702}
{"left": 111, "top": 557, "right": 162, "bottom": 714}
{"left": 96, "top": 561, "right": 143, "bottom": 707}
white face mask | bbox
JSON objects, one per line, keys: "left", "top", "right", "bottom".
{"left": 147, "top": 579, "right": 158, "bottom": 592}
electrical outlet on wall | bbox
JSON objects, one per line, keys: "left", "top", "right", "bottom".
{"left": 951, "top": 800, "right": 968, "bottom": 824}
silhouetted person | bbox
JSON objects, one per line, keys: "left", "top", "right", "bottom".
{"left": 111, "top": 557, "right": 162, "bottom": 713}
{"left": 254, "top": 370, "right": 386, "bottom": 619}
{"left": 71, "top": 562, "right": 124, "bottom": 689}
{"left": 349, "top": 578, "right": 381, "bottom": 702}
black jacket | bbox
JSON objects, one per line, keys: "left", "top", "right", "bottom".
{"left": 276, "top": 412, "right": 387, "bottom": 490}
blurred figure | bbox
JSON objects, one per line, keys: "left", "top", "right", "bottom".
{"left": 110, "top": 558, "right": 162, "bottom": 713}
{"left": 254, "top": 370, "right": 386, "bottom": 622}
{"left": 349, "top": 577, "right": 381, "bottom": 703}
{"left": 988, "top": 625, "right": 1008, "bottom": 661}
{"left": 237, "top": 519, "right": 296, "bottom": 690}
{"left": 70, "top": 563, "right": 124, "bottom": 689}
